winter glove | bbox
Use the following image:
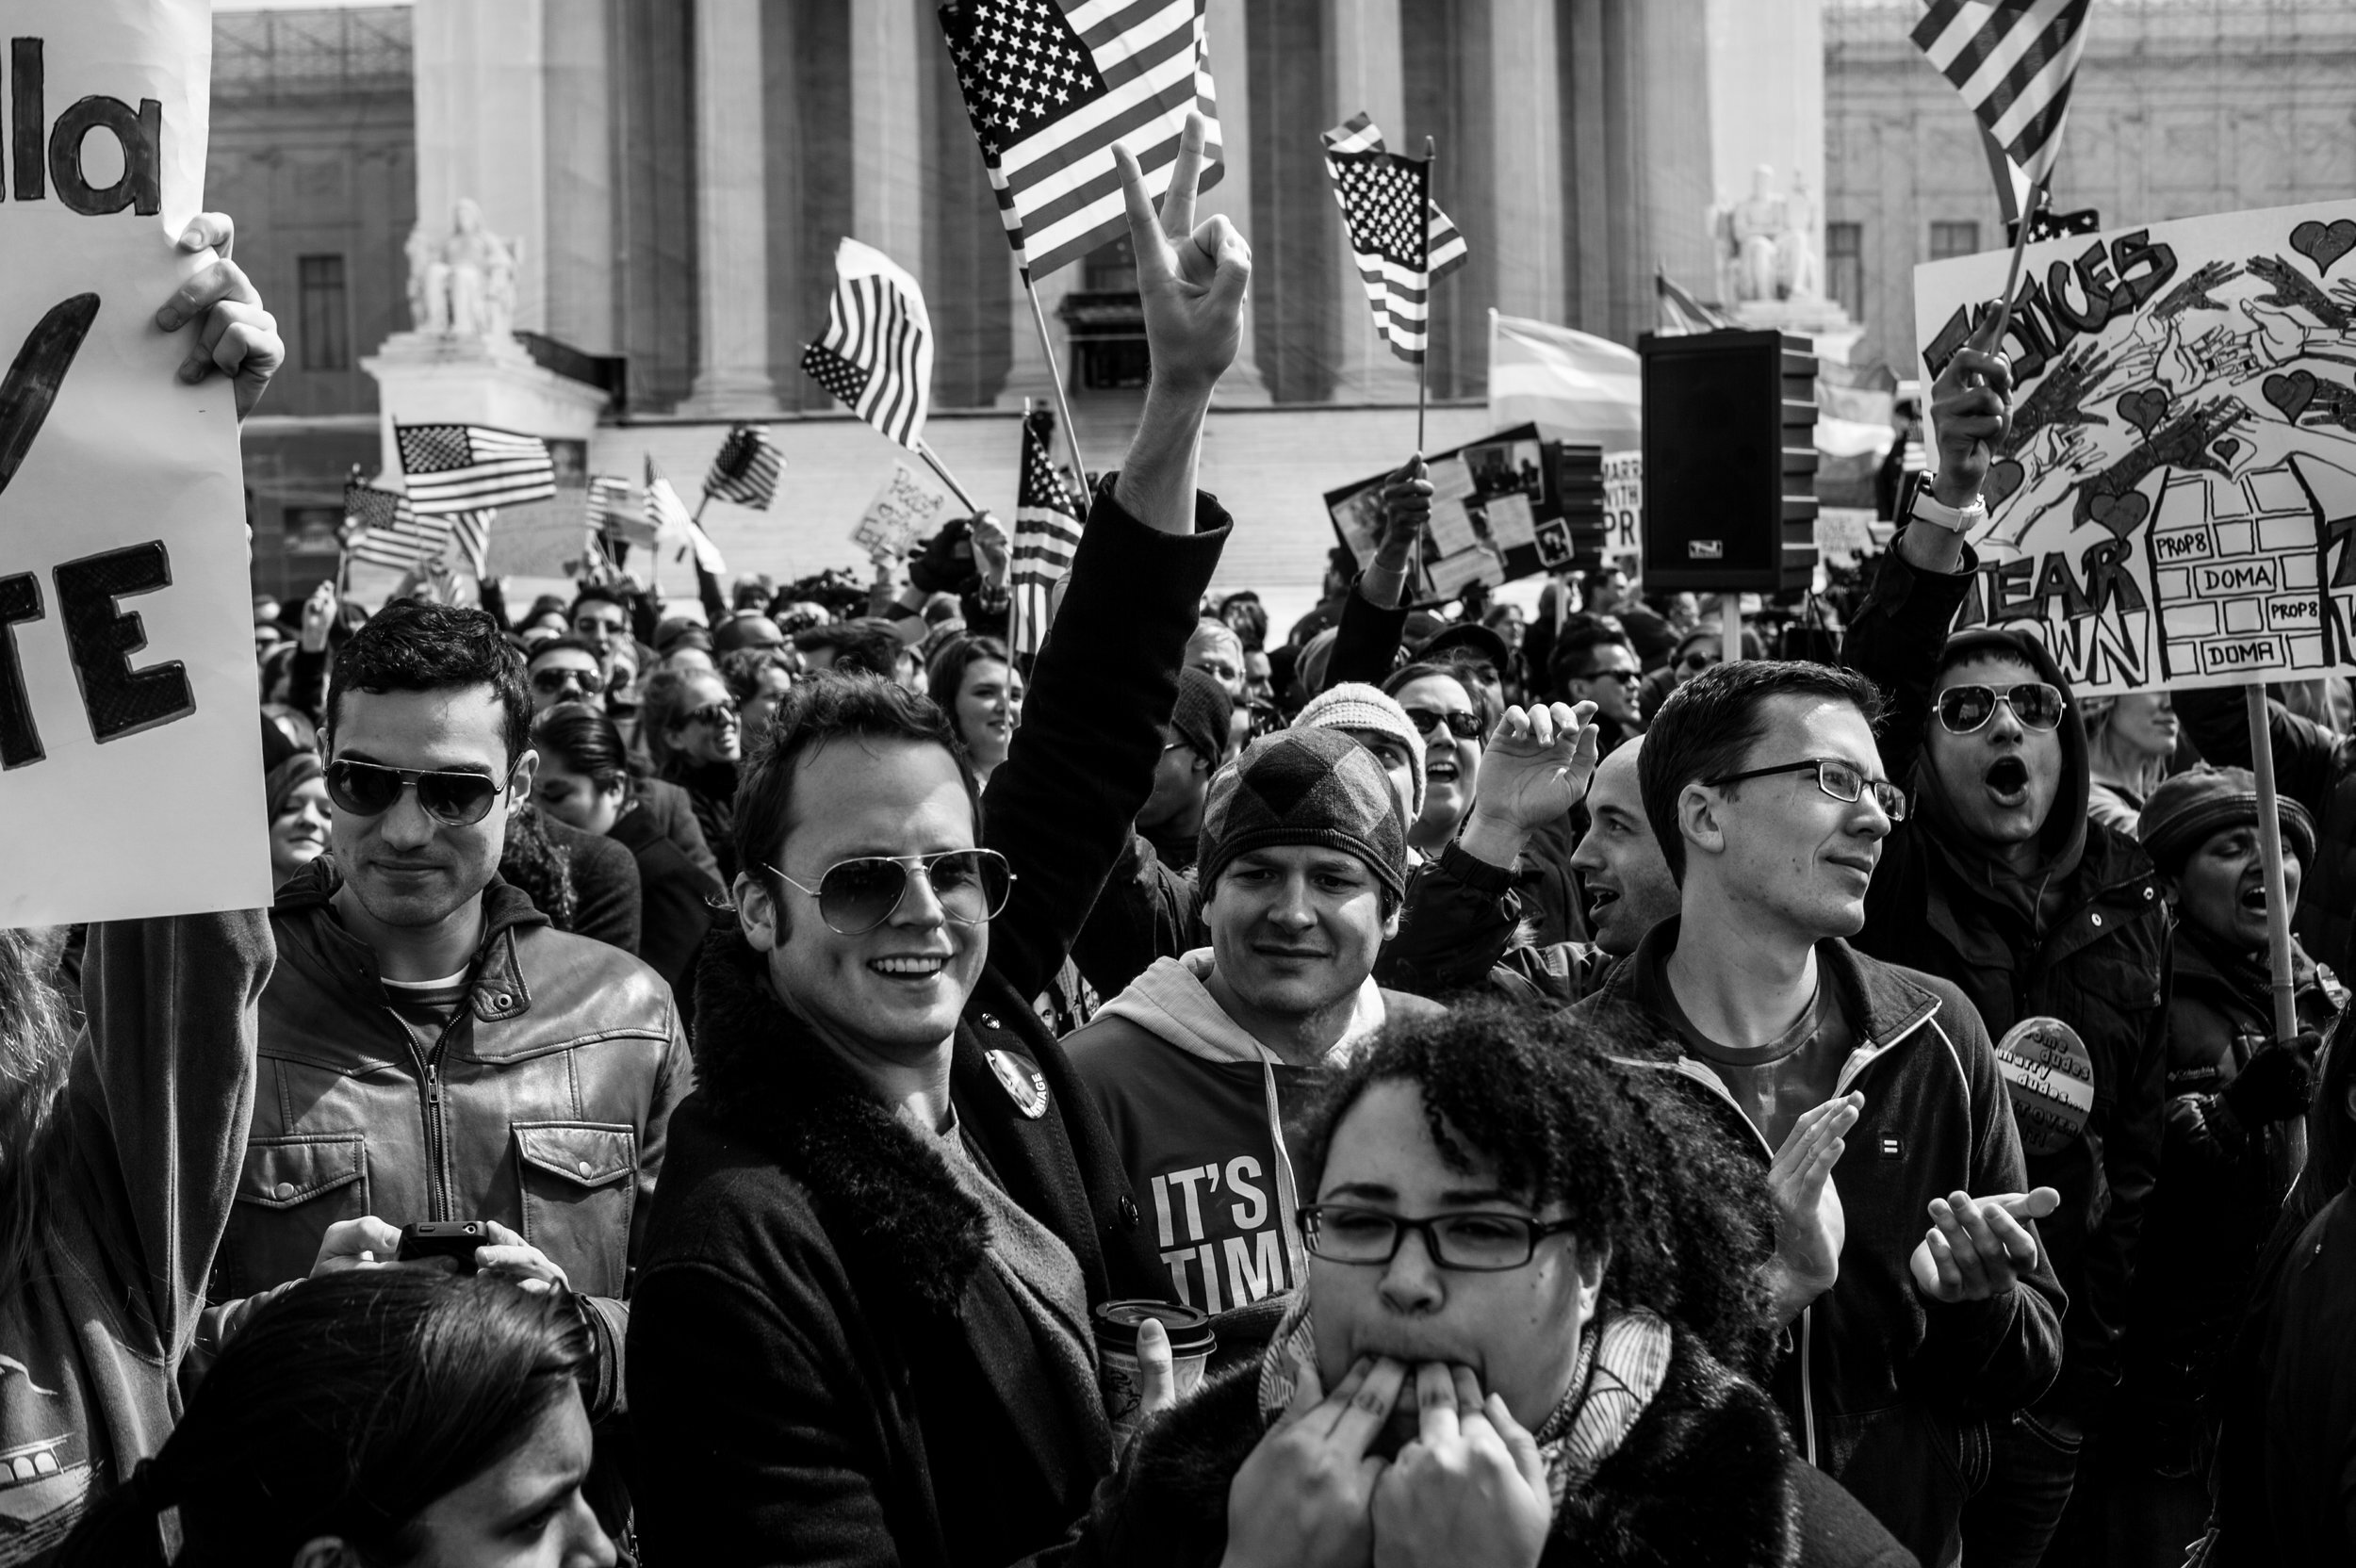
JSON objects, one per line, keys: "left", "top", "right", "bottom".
{"left": 2221, "top": 1031, "right": 2322, "bottom": 1125}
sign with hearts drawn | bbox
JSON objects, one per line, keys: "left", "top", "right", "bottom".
{"left": 0, "top": 0, "right": 267, "bottom": 928}
{"left": 1916, "top": 198, "right": 2356, "bottom": 697}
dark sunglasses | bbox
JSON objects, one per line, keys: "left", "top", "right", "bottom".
{"left": 325, "top": 759, "right": 514, "bottom": 826}
{"left": 765, "top": 848, "right": 1016, "bottom": 937}
{"left": 1402, "top": 705, "right": 1482, "bottom": 741}
{"left": 1937, "top": 682, "right": 2064, "bottom": 735}
{"left": 1576, "top": 667, "right": 1641, "bottom": 686}
{"left": 1678, "top": 650, "right": 1719, "bottom": 672}
{"left": 531, "top": 666, "right": 605, "bottom": 697}
{"left": 680, "top": 699, "right": 740, "bottom": 728}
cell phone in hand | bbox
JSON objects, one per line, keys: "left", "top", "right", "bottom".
{"left": 397, "top": 1219, "right": 489, "bottom": 1274}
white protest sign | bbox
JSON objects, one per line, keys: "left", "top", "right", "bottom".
{"left": 1603, "top": 450, "right": 1643, "bottom": 568}
{"left": 0, "top": 0, "right": 265, "bottom": 928}
{"left": 1915, "top": 199, "right": 2356, "bottom": 695}
{"left": 849, "top": 460, "right": 951, "bottom": 559}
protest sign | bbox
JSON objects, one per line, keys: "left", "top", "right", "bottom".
{"left": 1915, "top": 198, "right": 2356, "bottom": 695}
{"left": 0, "top": 0, "right": 267, "bottom": 927}
{"left": 850, "top": 460, "right": 951, "bottom": 560}
{"left": 1602, "top": 450, "right": 1643, "bottom": 569}
{"left": 1323, "top": 423, "right": 1603, "bottom": 602}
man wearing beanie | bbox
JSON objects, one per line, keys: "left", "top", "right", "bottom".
{"left": 1136, "top": 666, "right": 1234, "bottom": 874}
{"left": 2095, "top": 767, "right": 2335, "bottom": 1558}
{"left": 1064, "top": 727, "right": 1443, "bottom": 1316}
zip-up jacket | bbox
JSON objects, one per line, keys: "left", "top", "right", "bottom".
{"left": 1844, "top": 537, "right": 2171, "bottom": 1427}
{"left": 1571, "top": 923, "right": 2065, "bottom": 1482}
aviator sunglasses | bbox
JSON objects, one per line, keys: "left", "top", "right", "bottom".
{"left": 1936, "top": 682, "right": 2065, "bottom": 735}
{"left": 764, "top": 848, "right": 1016, "bottom": 936}
{"left": 325, "top": 759, "right": 516, "bottom": 826}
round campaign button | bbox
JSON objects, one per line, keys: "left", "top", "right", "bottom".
{"left": 1993, "top": 1016, "right": 2096, "bottom": 1157}
{"left": 985, "top": 1048, "right": 1049, "bottom": 1119}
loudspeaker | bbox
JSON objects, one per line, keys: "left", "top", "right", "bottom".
{"left": 1637, "top": 329, "right": 1818, "bottom": 593}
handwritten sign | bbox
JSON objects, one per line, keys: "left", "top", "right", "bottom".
{"left": 0, "top": 1, "right": 265, "bottom": 927}
{"left": 1914, "top": 199, "right": 2356, "bottom": 695}
{"left": 1602, "top": 450, "right": 1643, "bottom": 568}
{"left": 849, "top": 460, "right": 951, "bottom": 559}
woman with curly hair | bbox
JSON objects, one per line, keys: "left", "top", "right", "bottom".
{"left": 1073, "top": 1003, "right": 1912, "bottom": 1568}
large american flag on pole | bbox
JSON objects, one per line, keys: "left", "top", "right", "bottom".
{"left": 394, "top": 424, "right": 557, "bottom": 514}
{"left": 801, "top": 239, "right": 934, "bottom": 449}
{"left": 1911, "top": 0, "right": 2092, "bottom": 189}
{"left": 1322, "top": 114, "right": 1467, "bottom": 364}
{"left": 937, "top": 0, "right": 1222, "bottom": 280}
{"left": 1009, "top": 408, "right": 1086, "bottom": 661}
{"left": 341, "top": 478, "right": 451, "bottom": 572}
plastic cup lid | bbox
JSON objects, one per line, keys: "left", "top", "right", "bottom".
{"left": 1093, "top": 1298, "right": 1217, "bottom": 1353}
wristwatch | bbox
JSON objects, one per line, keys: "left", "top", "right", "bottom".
{"left": 1909, "top": 481, "right": 1988, "bottom": 535}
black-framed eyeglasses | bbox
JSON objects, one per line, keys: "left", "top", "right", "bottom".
{"left": 1402, "top": 705, "right": 1481, "bottom": 741}
{"left": 1936, "top": 682, "right": 2064, "bottom": 735}
{"left": 1707, "top": 757, "right": 1906, "bottom": 821}
{"left": 325, "top": 759, "right": 515, "bottom": 826}
{"left": 1301, "top": 1204, "right": 1579, "bottom": 1272}
{"left": 531, "top": 665, "right": 605, "bottom": 698}
{"left": 764, "top": 848, "right": 1016, "bottom": 936}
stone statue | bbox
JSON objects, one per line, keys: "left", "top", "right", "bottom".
{"left": 1713, "top": 165, "right": 1819, "bottom": 305}
{"left": 408, "top": 198, "right": 523, "bottom": 337}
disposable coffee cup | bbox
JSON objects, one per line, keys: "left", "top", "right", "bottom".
{"left": 1094, "top": 1299, "right": 1215, "bottom": 1444}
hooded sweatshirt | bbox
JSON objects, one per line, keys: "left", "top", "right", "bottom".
{"left": 1062, "top": 953, "right": 1440, "bottom": 1314}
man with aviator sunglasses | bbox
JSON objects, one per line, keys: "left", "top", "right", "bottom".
{"left": 1842, "top": 306, "right": 2172, "bottom": 1567}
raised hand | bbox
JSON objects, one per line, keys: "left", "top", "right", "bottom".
{"left": 154, "top": 212, "right": 283, "bottom": 419}
{"left": 1762, "top": 1092, "right": 1859, "bottom": 1325}
{"left": 1220, "top": 1355, "right": 1403, "bottom": 1568}
{"left": 1929, "top": 302, "right": 2013, "bottom": 505}
{"left": 1909, "top": 1187, "right": 2059, "bottom": 1304}
{"left": 1472, "top": 702, "right": 1599, "bottom": 832}
{"left": 1117, "top": 112, "right": 1250, "bottom": 401}
{"left": 299, "top": 580, "right": 338, "bottom": 654}
{"left": 1373, "top": 457, "right": 1432, "bottom": 571}
{"left": 1369, "top": 1365, "right": 1551, "bottom": 1568}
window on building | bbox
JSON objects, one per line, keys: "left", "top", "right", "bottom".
{"left": 298, "top": 253, "right": 350, "bottom": 370}
{"left": 1928, "top": 221, "right": 1981, "bottom": 262}
{"left": 1826, "top": 222, "right": 1863, "bottom": 322}
{"left": 1064, "top": 235, "right": 1150, "bottom": 390}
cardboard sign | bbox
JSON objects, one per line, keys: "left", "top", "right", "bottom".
{"left": 850, "top": 460, "right": 951, "bottom": 559}
{"left": 1602, "top": 450, "right": 1643, "bottom": 568}
{"left": 0, "top": 2, "right": 267, "bottom": 928}
{"left": 1323, "top": 424, "right": 1602, "bottom": 602}
{"left": 1914, "top": 199, "right": 2356, "bottom": 695}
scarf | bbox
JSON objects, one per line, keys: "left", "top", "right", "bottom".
{"left": 1253, "top": 1297, "right": 1673, "bottom": 1507}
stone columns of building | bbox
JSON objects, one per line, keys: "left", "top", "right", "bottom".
{"left": 541, "top": 0, "right": 615, "bottom": 354}
{"left": 1489, "top": 0, "right": 1564, "bottom": 325}
{"left": 412, "top": 0, "right": 548, "bottom": 334}
{"left": 852, "top": 0, "right": 928, "bottom": 268}
{"left": 995, "top": 259, "right": 1076, "bottom": 412}
{"left": 1327, "top": 0, "right": 1418, "bottom": 402}
{"left": 682, "top": 0, "right": 783, "bottom": 413}
{"left": 1201, "top": 0, "right": 1270, "bottom": 405}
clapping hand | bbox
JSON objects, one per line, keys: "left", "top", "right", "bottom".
{"left": 1762, "top": 1092, "right": 1859, "bottom": 1325}
{"left": 1369, "top": 1364, "right": 1551, "bottom": 1568}
{"left": 1909, "top": 1187, "right": 2059, "bottom": 1303}
{"left": 1220, "top": 1356, "right": 1403, "bottom": 1568}
{"left": 1117, "top": 112, "right": 1250, "bottom": 400}
{"left": 154, "top": 212, "right": 283, "bottom": 419}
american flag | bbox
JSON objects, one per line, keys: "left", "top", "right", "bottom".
{"left": 1912, "top": 0, "right": 2092, "bottom": 189}
{"left": 646, "top": 454, "right": 728, "bottom": 577}
{"left": 395, "top": 423, "right": 557, "bottom": 514}
{"left": 1322, "top": 114, "right": 1467, "bottom": 364}
{"left": 1009, "top": 408, "right": 1086, "bottom": 661}
{"left": 937, "top": 0, "right": 1222, "bottom": 280}
{"left": 801, "top": 239, "right": 934, "bottom": 449}
{"left": 341, "top": 478, "right": 452, "bottom": 572}
{"left": 587, "top": 473, "right": 655, "bottom": 547}
{"left": 446, "top": 511, "right": 494, "bottom": 580}
{"left": 704, "top": 425, "right": 785, "bottom": 509}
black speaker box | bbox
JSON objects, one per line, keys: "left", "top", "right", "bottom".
{"left": 1637, "top": 329, "right": 1819, "bottom": 592}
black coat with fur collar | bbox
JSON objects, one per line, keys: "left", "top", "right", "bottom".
{"left": 626, "top": 490, "right": 1225, "bottom": 1568}
{"left": 1072, "top": 1329, "right": 1920, "bottom": 1568}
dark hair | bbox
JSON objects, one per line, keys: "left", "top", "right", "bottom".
{"left": 639, "top": 667, "right": 729, "bottom": 772}
{"left": 1580, "top": 564, "right": 1627, "bottom": 596}
{"left": 258, "top": 641, "right": 299, "bottom": 707}
{"left": 1548, "top": 618, "right": 1636, "bottom": 692}
{"left": 567, "top": 583, "right": 630, "bottom": 622}
{"left": 793, "top": 621, "right": 902, "bottom": 680}
{"left": 526, "top": 633, "right": 601, "bottom": 668}
{"left": 733, "top": 674, "right": 982, "bottom": 915}
{"left": 717, "top": 646, "right": 799, "bottom": 706}
{"left": 2274, "top": 1005, "right": 2356, "bottom": 1257}
{"left": 1219, "top": 594, "right": 1268, "bottom": 652}
{"left": 326, "top": 601, "right": 532, "bottom": 765}
{"left": 532, "top": 701, "right": 632, "bottom": 794}
{"left": 57, "top": 1270, "right": 592, "bottom": 1568}
{"left": 1383, "top": 659, "right": 1495, "bottom": 732}
{"left": 1293, "top": 1003, "right": 1775, "bottom": 1378}
{"left": 926, "top": 634, "right": 1015, "bottom": 720}
{"left": 1640, "top": 660, "right": 1886, "bottom": 883}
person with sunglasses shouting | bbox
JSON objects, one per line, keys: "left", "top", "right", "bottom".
{"left": 626, "top": 112, "right": 1244, "bottom": 1567}
{"left": 1840, "top": 307, "right": 2171, "bottom": 1568}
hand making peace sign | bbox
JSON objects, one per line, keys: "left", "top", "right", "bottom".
{"left": 1116, "top": 111, "right": 1251, "bottom": 401}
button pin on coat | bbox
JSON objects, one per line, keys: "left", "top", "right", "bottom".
{"left": 985, "top": 1049, "right": 1049, "bottom": 1119}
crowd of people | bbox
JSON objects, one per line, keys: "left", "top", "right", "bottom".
{"left": 11, "top": 123, "right": 2356, "bottom": 1568}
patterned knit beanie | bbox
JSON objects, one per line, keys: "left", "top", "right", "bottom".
{"left": 1169, "top": 666, "right": 1235, "bottom": 764}
{"left": 1199, "top": 726, "right": 1409, "bottom": 905}
{"left": 2138, "top": 764, "right": 2316, "bottom": 876}
{"left": 1293, "top": 681, "right": 1426, "bottom": 820}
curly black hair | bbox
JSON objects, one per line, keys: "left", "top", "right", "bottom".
{"left": 1292, "top": 1001, "right": 1776, "bottom": 1379}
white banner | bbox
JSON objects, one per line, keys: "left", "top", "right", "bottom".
{"left": 1915, "top": 199, "right": 2356, "bottom": 695}
{"left": 1603, "top": 450, "right": 1643, "bottom": 569}
{"left": 849, "top": 460, "right": 951, "bottom": 560}
{"left": 0, "top": 0, "right": 267, "bottom": 927}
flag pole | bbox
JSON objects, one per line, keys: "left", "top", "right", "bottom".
{"left": 2247, "top": 681, "right": 2308, "bottom": 1190}
{"left": 1023, "top": 272, "right": 1090, "bottom": 489}
{"left": 912, "top": 437, "right": 980, "bottom": 513}
{"left": 1418, "top": 136, "right": 1435, "bottom": 453}
{"left": 1985, "top": 168, "right": 2047, "bottom": 355}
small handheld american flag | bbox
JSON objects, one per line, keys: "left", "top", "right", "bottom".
{"left": 802, "top": 239, "right": 934, "bottom": 450}
{"left": 646, "top": 454, "right": 727, "bottom": 577}
{"left": 1009, "top": 409, "right": 1086, "bottom": 662}
{"left": 341, "top": 478, "right": 451, "bottom": 572}
{"left": 395, "top": 423, "right": 557, "bottom": 514}
{"left": 704, "top": 425, "right": 785, "bottom": 510}
{"left": 1911, "top": 0, "right": 2091, "bottom": 190}
{"left": 1322, "top": 114, "right": 1467, "bottom": 365}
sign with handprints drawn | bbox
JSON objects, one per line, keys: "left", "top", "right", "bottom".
{"left": 1914, "top": 200, "right": 2356, "bottom": 696}
{"left": 0, "top": 1, "right": 266, "bottom": 927}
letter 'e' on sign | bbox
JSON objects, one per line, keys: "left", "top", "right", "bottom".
{"left": 0, "top": 1, "right": 268, "bottom": 928}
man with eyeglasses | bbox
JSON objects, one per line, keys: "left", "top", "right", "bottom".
{"left": 1841, "top": 311, "right": 2171, "bottom": 1568}
{"left": 1570, "top": 654, "right": 2066, "bottom": 1568}
{"left": 205, "top": 600, "right": 693, "bottom": 1453}
{"left": 628, "top": 117, "right": 1248, "bottom": 1564}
